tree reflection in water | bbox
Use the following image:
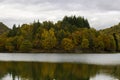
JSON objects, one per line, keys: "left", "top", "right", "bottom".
{"left": 0, "top": 62, "right": 119, "bottom": 80}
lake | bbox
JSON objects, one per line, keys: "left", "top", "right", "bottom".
{"left": 0, "top": 53, "right": 120, "bottom": 80}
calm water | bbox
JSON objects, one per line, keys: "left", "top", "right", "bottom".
{"left": 0, "top": 53, "right": 120, "bottom": 80}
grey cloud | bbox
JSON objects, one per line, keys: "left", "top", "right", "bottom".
{"left": 0, "top": 0, "right": 120, "bottom": 29}
{"left": 2, "top": 0, "right": 120, "bottom": 11}
{"left": 94, "top": 0, "right": 120, "bottom": 11}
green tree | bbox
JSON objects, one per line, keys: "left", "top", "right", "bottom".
{"left": 0, "top": 38, "right": 6, "bottom": 51}
{"left": 33, "top": 33, "right": 41, "bottom": 48}
{"left": 42, "top": 21, "right": 54, "bottom": 30}
{"left": 83, "top": 19, "right": 90, "bottom": 28}
{"left": 60, "top": 16, "right": 90, "bottom": 33}
{"left": 19, "top": 40, "right": 32, "bottom": 52}
{"left": 7, "top": 24, "right": 17, "bottom": 37}
{"left": 16, "top": 36, "right": 24, "bottom": 50}
{"left": 56, "top": 29, "right": 70, "bottom": 45}
{"left": 0, "top": 33, "right": 8, "bottom": 51}
{"left": 32, "top": 20, "right": 41, "bottom": 37}
{"left": 5, "top": 43, "right": 14, "bottom": 52}
{"left": 5, "top": 38, "right": 15, "bottom": 52}
{"left": 20, "top": 24, "right": 33, "bottom": 41}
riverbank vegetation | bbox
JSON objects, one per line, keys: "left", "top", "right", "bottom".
{"left": 0, "top": 16, "right": 120, "bottom": 53}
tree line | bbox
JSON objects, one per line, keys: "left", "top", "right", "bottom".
{"left": 0, "top": 16, "right": 119, "bottom": 53}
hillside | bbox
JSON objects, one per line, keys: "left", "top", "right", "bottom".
{"left": 101, "top": 23, "right": 120, "bottom": 34}
{"left": 0, "top": 22, "right": 10, "bottom": 34}
{"left": 100, "top": 23, "right": 120, "bottom": 52}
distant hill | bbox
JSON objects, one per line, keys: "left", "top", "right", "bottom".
{"left": 0, "top": 22, "right": 10, "bottom": 34}
{"left": 101, "top": 23, "right": 120, "bottom": 34}
{"left": 100, "top": 23, "right": 120, "bottom": 51}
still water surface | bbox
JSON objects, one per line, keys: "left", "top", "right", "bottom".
{"left": 0, "top": 53, "right": 119, "bottom": 80}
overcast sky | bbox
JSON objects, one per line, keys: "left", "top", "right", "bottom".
{"left": 0, "top": 0, "right": 120, "bottom": 29}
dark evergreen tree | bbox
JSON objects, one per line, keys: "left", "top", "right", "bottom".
{"left": 32, "top": 20, "right": 41, "bottom": 37}
{"left": 7, "top": 24, "right": 17, "bottom": 37}
{"left": 84, "top": 19, "right": 90, "bottom": 28}
{"left": 62, "top": 16, "right": 90, "bottom": 30}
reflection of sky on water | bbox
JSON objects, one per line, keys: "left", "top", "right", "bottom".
{"left": 90, "top": 73, "right": 119, "bottom": 80}
{"left": 0, "top": 53, "right": 120, "bottom": 65}
{"left": 2, "top": 74, "right": 18, "bottom": 80}
{"left": 2, "top": 73, "right": 118, "bottom": 80}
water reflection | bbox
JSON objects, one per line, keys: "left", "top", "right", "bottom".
{"left": 90, "top": 73, "right": 118, "bottom": 80}
{"left": 0, "top": 53, "right": 120, "bottom": 65}
{"left": 0, "top": 62, "right": 119, "bottom": 80}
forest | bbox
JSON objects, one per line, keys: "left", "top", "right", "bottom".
{"left": 0, "top": 16, "right": 120, "bottom": 53}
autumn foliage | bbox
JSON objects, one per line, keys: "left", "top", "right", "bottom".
{"left": 0, "top": 16, "right": 119, "bottom": 53}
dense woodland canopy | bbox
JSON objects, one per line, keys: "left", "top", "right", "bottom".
{"left": 0, "top": 16, "right": 119, "bottom": 53}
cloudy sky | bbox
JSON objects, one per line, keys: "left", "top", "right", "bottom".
{"left": 0, "top": 0, "right": 120, "bottom": 29}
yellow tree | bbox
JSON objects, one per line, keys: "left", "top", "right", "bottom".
{"left": 41, "top": 28, "right": 57, "bottom": 49}
{"left": 93, "top": 35, "right": 104, "bottom": 51}
{"left": 72, "top": 31, "right": 82, "bottom": 46}
{"left": 61, "top": 38, "right": 74, "bottom": 51}
{"left": 109, "top": 35, "right": 116, "bottom": 51}
{"left": 80, "top": 38, "right": 89, "bottom": 49}
{"left": 102, "top": 34, "right": 116, "bottom": 51}
{"left": 16, "top": 36, "right": 24, "bottom": 50}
